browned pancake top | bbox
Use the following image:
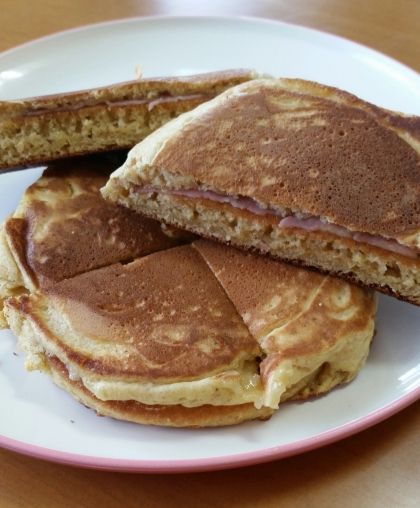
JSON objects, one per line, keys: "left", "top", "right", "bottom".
{"left": 193, "top": 239, "right": 376, "bottom": 359}
{"left": 8, "top": 156, "right": 179, "bottom": 289}
{"left": 154, "top": 80, "right": 420, "bottom": 237}
{"left": 42, "top": 245, "right": 260, "bottom": 381}
{"left": 193, "top": 239, "right": 324, "bottom": 340}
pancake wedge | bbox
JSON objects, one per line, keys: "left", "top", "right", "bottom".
{"left": 4, "top": 240, "right": 377, "bottom": 428}
{"left": 194, "top": 240, "right": 377, "bottom": 408}
{"left": 102, "top": 78, "right": 420, "bottom": 305}
{"left": 0, "top": 154, "right": 188, "bottom": 328}
{"left": 0, "top": 69, "right": 259, "bottom": 170}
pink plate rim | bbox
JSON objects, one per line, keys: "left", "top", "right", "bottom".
{"left": 1, "top": 387, "right": 419, "bottom": 473}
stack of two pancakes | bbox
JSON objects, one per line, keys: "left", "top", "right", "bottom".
{"left": 1, "top": 154, "right": 377, "bottom": 427}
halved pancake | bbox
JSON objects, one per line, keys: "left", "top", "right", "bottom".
{"left": 102, "top": 77, "right": 420, "bottom": 305}
{"left": 0, "top": 69, "right": 259, "bottom": 170}
{"left": 4, "top": 240, "right": 377, "bottom": 427}
{"left": 0, "top": 154, "right": 189, "bottom": 328}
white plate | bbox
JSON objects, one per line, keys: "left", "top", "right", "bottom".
{"left": 1, "top": 16, "right": 420, "bottom": 473}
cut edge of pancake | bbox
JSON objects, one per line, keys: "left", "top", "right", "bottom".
{"left": 106, "top": 188, "right": 420, "bottom": 306}
{"left": 0, "top": 222, "right": 29, "bottom": 328}
{"left": 44, "top": 354, "right": 274, "bottom": 428}
{"left": 99, "top": 77, "right": 420, "bottom": 306}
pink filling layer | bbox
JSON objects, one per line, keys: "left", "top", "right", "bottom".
{"left": 278, "top": 217, "right": 417, "bottom": 258}
{"left": 137, "top": 186, "right": 418, "bottom": 259}
{"left": 23, "top": 94, "right": 214, "bottom": 117}
{"left": 112, "top": 94, "right": 213, "bottom": 112}
{"left": 152, "top": 188, "right": 283, "bottom": 217}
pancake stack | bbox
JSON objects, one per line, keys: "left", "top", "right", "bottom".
{"left": 1, "top": 156, "right": 377, "bottom": 427}
{"left": 4, "top": 238, "right": 377, "bottom": 427}
{"left": 1, "top": 74, "right": 381, "bottom": 428}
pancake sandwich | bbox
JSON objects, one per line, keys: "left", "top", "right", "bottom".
{"left": 0, "top": 154, "right": 187, "bottom": 328}
{"left": 4, "top": 239, "right": 377, "bottom": 427}
{"left": 0, "top": 69, "right": 259, "bottom": 170}
{"left": 102, "top": 78, "right": 420, "bottom": 305}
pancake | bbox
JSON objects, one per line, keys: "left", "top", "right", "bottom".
{"left": 102, "top": 77, "right": 420, "bottom": 305}
{"left": 44, "top": 356, "right": 271, "bottom": 429}
{"left": 4, "top": 240, "right": 377, "bottom": 427}
{"left": 0, "top": 69, "right": 259, "bottom": 170}
{"left": 0, "top": 154, "right": 189, "bottom": 328}
{"left": 194, "top": 240, "right": 377, "bottom": 408}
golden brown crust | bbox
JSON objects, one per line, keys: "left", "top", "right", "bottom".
{"left": 193, "top": 239, "right": 377, "bottom": 349}
{"left": 193, "top": 238, "right": 327, "bottom": 339}
{"left": 4, "top": 217, "right": 37, "bottom": 290}
{"left": 151, "top": 78, "right": 420, "bottom": 240}
{"left": 192, "top": 238, "right": 377, "bottom": 403}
